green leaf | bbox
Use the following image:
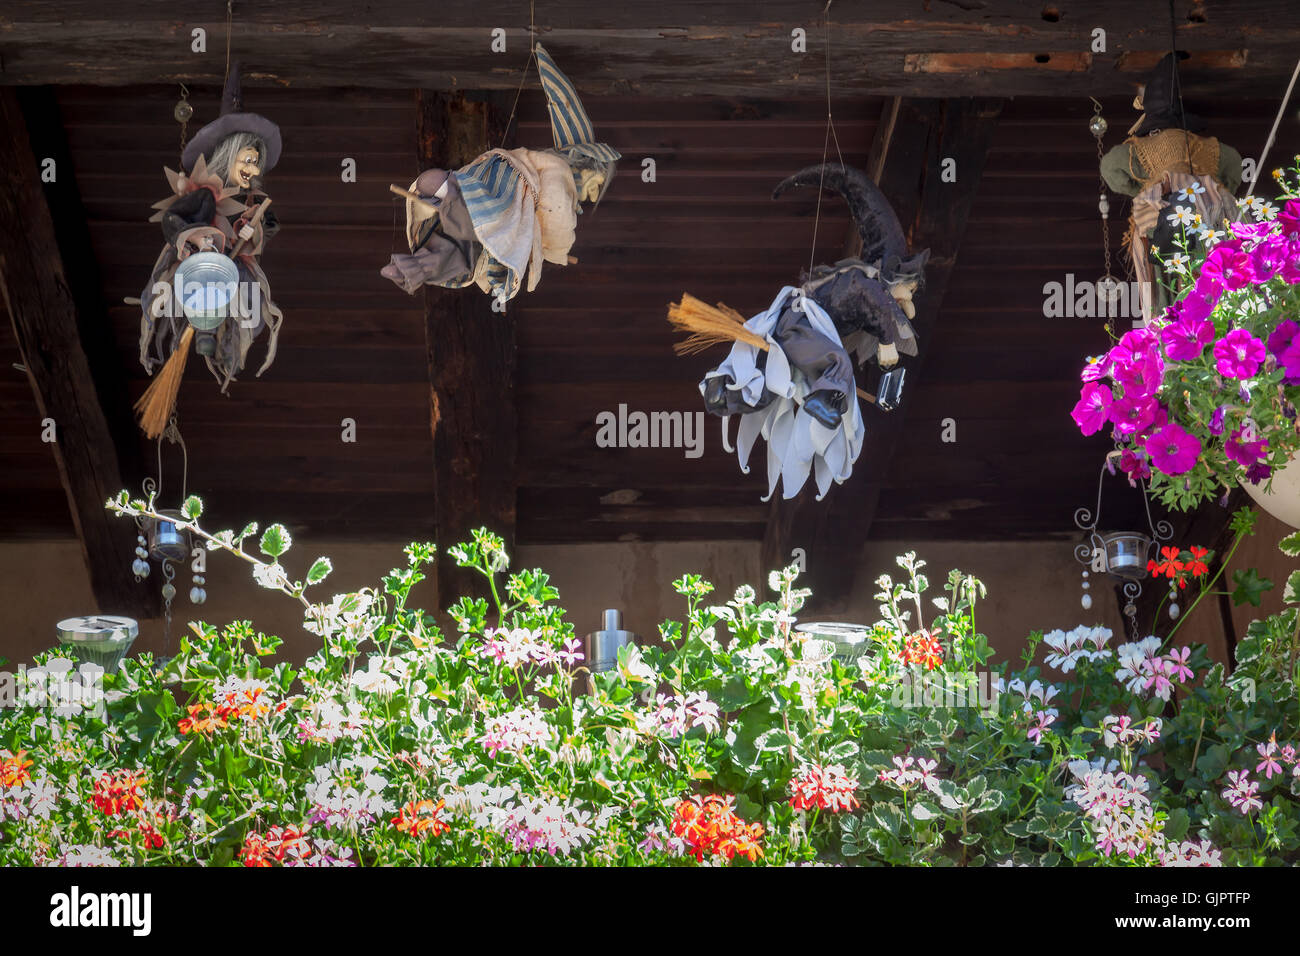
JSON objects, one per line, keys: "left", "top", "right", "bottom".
{"left": 259, "top": 523, "right": 292, "bottom": 559}
{"left": 973, "top": 789, "right": 1004, "bottom": 814}
{"left": 1231, "top": 568, "right": 1273, "bottom": 607}
{"left": 237, "top": 522, "right": 259, "bottom": 544}
{"left": 1281, "top": 531, "right": 1300, "bottom": 557}
{"left": 305, "top": 557, "right": 333, "bottom": 586}
{"left": 181, "top": 494, "right": 203, "bottom": 519}
{"left": 1285, "top": 569, "right": 1300, "bottom": 606}
{"left": 1164, "top": 807, "right": 1190, "bottom": 842}
{"left": 911, "top": 802, "right": 940, "bottom": 821}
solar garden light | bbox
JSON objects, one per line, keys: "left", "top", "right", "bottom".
{"left": 795, "top": 621, "right": 874, "bottom": 666}
{"left": 56, "top": 615, "right": 139, "bottom": 672}
{"left": 585, "top": 608, "right": 638, "bottom": 674}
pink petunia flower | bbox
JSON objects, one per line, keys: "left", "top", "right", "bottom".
{"left": 1145, "top": 422, "right": 1201, "bottom": 475}
{"left": 1214, "top": 329, "right": 1266, "bottom": 379}
{"left": 1072, "top": 383, "right": 1113, "bottom": 436}
{"left": 1160, "top": 313, "right": 1215, "bottom": 361}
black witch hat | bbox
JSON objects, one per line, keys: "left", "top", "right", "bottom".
{"left": 1131, "top": 52, "right": 1206, "bottom": 137}
{"left": 181, "top": 61, "right": 282, "bottom": 175}
{"left": 772, "top": 163, "right": 930, "bottom": 282}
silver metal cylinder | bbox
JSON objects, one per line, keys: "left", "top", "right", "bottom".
{"left": 585, "top": 608, "right": 637, "bottom": 673}
{"left": 55, "top": 615, "right": 139, "bottom": 670}
{"left": 147, "top": 509, "right": 190, "bottom": 563}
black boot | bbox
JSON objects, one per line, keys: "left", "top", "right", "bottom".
{"left": 803, "top": 389, "right": 843, "bottom": 429}
{"left": 703, "top": 375, "right": 734, "bottom": 416}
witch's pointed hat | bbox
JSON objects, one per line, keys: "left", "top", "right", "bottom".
{"left": 181, "top": 60, "right": 282, "bottom": 174}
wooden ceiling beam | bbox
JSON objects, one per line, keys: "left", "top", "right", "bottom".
{"left": 0, "top": 88, "right": 159, "bottom": 619}
{"left": 1, "top": 2, "right": 1296, "bottom": 96}
{"left": 415, "top": 90, "right": 519, "bottom": 613}
{"left": 761, "top": 97, "right": 1004, "bottom": 611}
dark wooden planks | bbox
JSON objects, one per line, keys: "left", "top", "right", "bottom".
{"left": 417, "top": 91, "right": 518, "bottom": 608}
{"left": 0, "top": 89, "right": 158, "bottom": 617}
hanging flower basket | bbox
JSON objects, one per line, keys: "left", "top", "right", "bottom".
{"left": 1239, "top": 450, "right": 1300, "bottom": 528}
{"left": 1072, "top": 161, "right": 1300, "bottom": 514}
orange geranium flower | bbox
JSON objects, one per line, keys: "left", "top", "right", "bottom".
{"left": 670, "top": 794, "right": 764, "bottom": 863}
{"left": 0, "top": 749, "right": 34, "bottom": 788}
{"left": 90, "top": 770, "right": 147, "bottom": 817}
{"left": 1148, "top": 546, "right": 1186, "bottom": 580}
{"left": 392, "top": 799, "right": 450, "bottom": 839}
{"left": 178, "top": 702, "right": 229, "bottom": 735}
{"left": 1186, "top": 546, "right": 1211, "bottom": 578}
{"left": 901, "top": 631, "right": 944, "bottom": 671}
{"left": 241, "top": 825, "right": 312, "bottom": 867}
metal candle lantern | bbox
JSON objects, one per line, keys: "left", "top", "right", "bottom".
{"left": 145, "top": 508, "right": 190, "bottom": 563}
{"left": 1074, "top": 452, "right": 1171, "bottom": 636}
{"left": 585, "top": 608, "right": 638, "bottom": 674}
{"left": 56, "top": 615, "right": 139, "bottom": 671}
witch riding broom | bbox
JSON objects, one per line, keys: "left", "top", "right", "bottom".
{"left": 131, "top": 63, "right": 284, "bottom": 439}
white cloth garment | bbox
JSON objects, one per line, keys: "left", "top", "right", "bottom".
{"left": 701, "top": 287, "right": 865, "bottom": 501}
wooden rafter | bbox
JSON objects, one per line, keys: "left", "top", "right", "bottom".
{"left": 0, "top": 2, "right": 1294, "bottom": 97}
{"left": 0, "top": 88, "right": 158, "bottom": 619}
{"left": 415, "top": 90, "right": 518, "bottom": 611}
{"left": 761, "top": 97, "right": 1004, "bottom": 610}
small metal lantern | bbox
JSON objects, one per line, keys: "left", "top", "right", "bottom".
{"left": 876, "top": 367, "right": 906, "bottom": 412}
{"left": 56, "top": 615, "right": 138, "bottom": 671}
{"left": 585, "top": 608, "right": 637, "bottom": 674}
{"left": 795, "top": 621, "right": 873, "bottom": 664}
{"left": 146, "top": 508, "right": 190, "bottom": 563}
{"left": 1074, "top": 452, "right": 1171, "bottom": 634}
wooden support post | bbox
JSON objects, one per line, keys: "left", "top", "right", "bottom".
{"left": 415, "top": 91, "right": 518, "bottom": 612}
{"left": 761, "top": 98, "right": 1003, "bottom": 611}
{"left": 0, "top": 88, "right": 158, "bottom": 619}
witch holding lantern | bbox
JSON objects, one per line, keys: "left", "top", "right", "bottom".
{"left": 668, "top": 163, "right": 926, "bottom": 501}
{"left": 135, "top": 63, "right": 283, "bottom": 438}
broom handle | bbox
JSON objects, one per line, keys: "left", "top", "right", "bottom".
{"left": 231, "top": 198, "right": 272, "bottom": 258}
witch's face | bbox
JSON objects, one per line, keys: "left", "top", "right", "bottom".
{"left": 230, "top": 147, "right": 262, "bottom": 190}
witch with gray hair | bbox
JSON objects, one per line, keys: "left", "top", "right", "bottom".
{"left": 138, "top": 62, "right": 284, "bottom": 400}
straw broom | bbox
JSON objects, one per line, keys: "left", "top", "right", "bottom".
{"left": 135, "top": 199, "right": 272, "bottom": 438}
{"left": 667, "top": 293, "right": 875, "bottom": 403}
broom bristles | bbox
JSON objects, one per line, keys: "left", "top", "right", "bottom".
{"left": 135, "top": 326, "right": 195, "bottom": 439}
{"left": 667, "top": 293, "right": 768, "bottom": 356}
{"left": 668, "top": 292, "right": 873, "bottom": 403}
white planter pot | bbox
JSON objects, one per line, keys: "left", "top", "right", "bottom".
{"left": 1242, "top": 455, "right": 1300, "bottom": 529}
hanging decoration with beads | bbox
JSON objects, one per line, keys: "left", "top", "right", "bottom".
{"left": 1073, "top": 450, "right": 1173, "bottom": 638}
{"left": 1088, "top": 96, "right": 1124, "bottom": 327}
{"left": 130, "top": 418, "right": 207, "bottom": 652}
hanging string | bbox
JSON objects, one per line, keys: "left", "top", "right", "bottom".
{"left": 1167, "top": 1, "right": 1194, "bottom": 178}
{"left": 499, "top": 0, "right": 538, "bottom": 149}
{"left": 1242, "top": 55, "right": 1300, "bottom": 205}
{"left": 177, "top": 83, "right": 192, "bottom": 157}
{"left": 808, "top": 0, "right": 846, "bottom": 277}
{"left": 224, "top": 0, "right": 234, "bottom": 88}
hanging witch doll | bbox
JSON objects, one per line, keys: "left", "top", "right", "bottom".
{"left": 668, "top": 163, "right": 926, "bottom": 501}
{"left": 1100, "top": 52, "right": 1243, "bottom": 323}
{"left": 381, "top": 43, "right": 619, "bottom": 304}
{"left": 135, "top": 62, "right": 283, "bottom": 438}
